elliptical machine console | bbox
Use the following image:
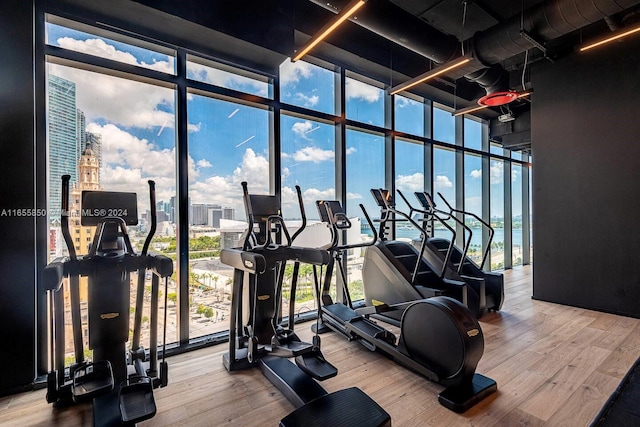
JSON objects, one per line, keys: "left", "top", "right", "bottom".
{"left": 42, "top": 175, "right": 173, "bottom": 426}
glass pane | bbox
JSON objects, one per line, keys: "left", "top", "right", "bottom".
{"left": 490, "top": 159, "right": 505, "bottom": 270}
{"left": 511, "top": 150, "right": 523, "bottom": 160}
{"left": 346, "top": 76, "right": 384, "bottom": 127}
{"left": 46, "top": 19, "right": 175, "bottom": 75}
{"left": 281, "top": 115, "right": 335, "bottom": 221}
{"left": 464, "top": 118, "right": 482, "bottom": 150}
{"left": 490, "top": 142, "right": 504, "bottom": 156}
{"left": 395, "top": 139, "right": 424, "bottom": 240}
{"left": 187, "top": 55, "right": 271, "bottom": 98}
{"left": 394, "top": 95, "right": 424, "bottom": 137}
{"left": 346, "top": 129, "right": 384, "bottom": 300}
{"left": 46, "top": 63, "right": 177, "bottom": 362}
{"left": 432, "top": 146, "right": 457, "bottom": 240}
{"left": 433, "top": 105, "right": 455, "bottom": 144}
{"left": 512, "top": 163, "right": 523, "bottom": 266}
{"left": 187, "top": 94, "right": 269, "bottom": 339}
{"left": 464, "top": 154, "right": 483, "bottom": 264}
{"left": 280, "top": 59, "right": 336, "bottom": 115}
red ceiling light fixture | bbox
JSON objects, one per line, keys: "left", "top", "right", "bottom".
{"left": 477, "top": 90, "right": 519, "bottom": 107}
{"left": 453, "top": 90, "right": 532, "bottom": 116}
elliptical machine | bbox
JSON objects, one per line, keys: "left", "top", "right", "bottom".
{"left": 361, "top": 188, "right": 468, "bottom": 324}
{"left": 407, "top": 191, "right": 505, "bottom": 315}
{"left": 313, "top": 198, "right": 497, "bottom": 412}
{"left": 220, "top": 182, "right": 390, "bottom": 427}
{"left": 42, "top": 175, "right": 173, "bottom": 426}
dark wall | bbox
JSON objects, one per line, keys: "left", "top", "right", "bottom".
{"left": 532, "top": 35, "right": 640, "bottom": 317}
{"left": 0, "top": 0, "right": 37, "bottom": 393}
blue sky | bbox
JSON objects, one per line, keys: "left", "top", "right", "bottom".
{"left": 46, "top": 22, "right": 521, "bottom": 223}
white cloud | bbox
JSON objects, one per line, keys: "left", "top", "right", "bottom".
{"left": 396, "top": 173, "right": 424, "bottom": 192}
{"left": 395, "top": 96, "right": 418, "bottom": 109}
{"left": 57, "top": 37, "right": 174, "bottom": 74}
{"left": 49, "top": 38, "right": 201, "bottom": 132}
{"left": 346, "top": 147, "right": 357, "bottom": 155}
{"left": 346, "top": 78, "right": 380, "bottom": 103}
{"left": 291, "top": 121, "right": 314, "bottom": 139}
{"left": 346, "top": 192, "right": 363, "bottom": 200}
{"left": 293, "top": 146, "right": 334, "bottom": 163}
{"left": 279, "top": 58, "right": 314, "bottom": 85}
{"left": 87, "top": 123, "right": 175, "bottom": 179}
{"left": 187, "top": 62, "right": 268, "bottom": 97}
{"left": 188, "top": 148, "right": 270, "bottom": 214}
{"left": 197, "top": 159, "right": 212, "bottom": 168}
{"left": 470, "top": 169, "right": 482, "bottom": 179}
{"left": 303, "top": 187, "right": 335, "bottom": 202}
{"left": 294, "top": 92, "right": 319, "bottom": 107}
{"left": 434, "top": 175, "right": 453, "bottom": 189}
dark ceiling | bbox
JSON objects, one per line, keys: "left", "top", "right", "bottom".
{"left": 128, "top": 0, "right": 640, "bottom": 150}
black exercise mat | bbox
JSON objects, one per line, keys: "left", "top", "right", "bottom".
{"left": 591, "top": 355, "right": 640, "bottom": 426}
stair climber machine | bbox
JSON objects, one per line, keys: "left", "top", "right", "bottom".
{"left": 408, "top": 191, "right": 504, "bottom": 316}
{"left": 42, "top": 175, "right": 173, "bottom": 426}
{"left": 362, "top": 188, "right": 469, "bottom": 325}
{"left": 219, "top": 182, "right": 390, "bottom": 427}
{"left": 312, "top": 199, "right": 497, "bottom": 412}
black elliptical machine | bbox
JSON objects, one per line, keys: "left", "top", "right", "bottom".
{"left": 313, "top": 198, "right": 497, "bottom": 412}
{"left": 220, "top": 182, "right": 390, "bottom": 427}
{"left": 42, "top": 175, "right": 173, "bottom": 426}
{"left": 407, "top": 190, "right": 505, "bottom": 316}
{"left": 361, "top": 188, "right": 469, "bottom": 324}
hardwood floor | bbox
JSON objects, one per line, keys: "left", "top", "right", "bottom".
{"left": 2, "top": 265, "right": 640, "bottom": 426}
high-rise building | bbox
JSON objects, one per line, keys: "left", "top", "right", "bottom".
{"left": 76, "top": 109, "right": 86, "bottom": 160}
{"left": 191, "top": 203, "right": 221, "bottom": 226}
{"left": 48, "top": 75, "right": 78, "bottom": 219}
{"left": 85, "top": 132, "right": 102, "bottom": 183}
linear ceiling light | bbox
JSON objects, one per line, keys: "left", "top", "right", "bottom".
{"left": 453, "top": 90, "right": 532, "bottom": 116}
{"left": 292, "top": 0, "right": 366, "bottom": 62}
{"left": 580, "top": 23, "right": 640, "bottom": 52}
{"left": 388, "top": 55, "right": 471, "bottom": 95}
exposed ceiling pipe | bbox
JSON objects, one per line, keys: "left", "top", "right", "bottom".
{"left": 472, "top": 0, "right": 640, "bottom": 66}
{"left": 306, "top": 0, "right": 640, "bottom": 96}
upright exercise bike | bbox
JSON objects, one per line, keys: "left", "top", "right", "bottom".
{"left": 220, "top": 182, "right": 390, "bottom": 427}
{"left": 313, "top": 198, "right": 497, "bottom": 412}
{"left": 43, "top": 175, "right": 173, "bottom": 426}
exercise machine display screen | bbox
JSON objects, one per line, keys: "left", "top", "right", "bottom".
{"left": 80, "top": 190, "right": 139, "bottom": 226}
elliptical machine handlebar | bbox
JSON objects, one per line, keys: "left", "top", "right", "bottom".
{"left": 60, "top": 175, "right": 77, "bottom": 261}
{"left": 141, "top": 180, "right": 156, "bottom": 256}
{"left": 437, "top": 192, "right": 495, "bottom": 270}
{"left": 290, "top": 185, "right": 306, "bottom": 244}
{"left": 318, "top": 201, "right": 377, "bottom": 252}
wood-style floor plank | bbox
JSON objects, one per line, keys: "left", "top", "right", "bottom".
{"left": 2, "top": 265, "right": 640, "bottom": 426}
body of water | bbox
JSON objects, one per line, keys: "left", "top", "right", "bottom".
{"left": 362, "top": 223, "right": 525, "bottom": 248}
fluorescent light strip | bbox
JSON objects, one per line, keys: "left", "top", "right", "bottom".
{"left": 580, "top": 24, "right": 640, "bottom": 52}
{"left": 453, "top": 104, "right": 489, "bottom": 117}
{"left": 453, "top": 90, "right": 532, "bottom": 117}
{"left": 292, "top": 0, "right": 366, "bottom": 62}
{"left": 388, "top": 57, "right": 471, "bottom": 95}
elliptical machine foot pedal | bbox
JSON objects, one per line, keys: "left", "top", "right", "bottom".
{"left": 118, "top": 376, "right": 157, "bottom": 423}
{"left": 280, "top": 387, "right": 390, "bottom": 427}
{"left": 438, "top": 373, "right": 497, "bottom": 413}
{"left": 71, "top": 360, "right": 114, "bottom": 403}
{"left": 294, "top": 350, "right": 338, "bottom": 381}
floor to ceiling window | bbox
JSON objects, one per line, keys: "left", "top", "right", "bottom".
{"left": 45, "top": 17, "right": 178, "bottom": 361}
{"left": 39, "top": 8, "right": 533, "bottom": 367}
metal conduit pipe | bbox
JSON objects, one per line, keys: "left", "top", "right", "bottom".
{"left": 306, "top": 0, "right": 640, "bottom": 95}
{"left": 473, "top": 0, "right": 640, "bottom": 65}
